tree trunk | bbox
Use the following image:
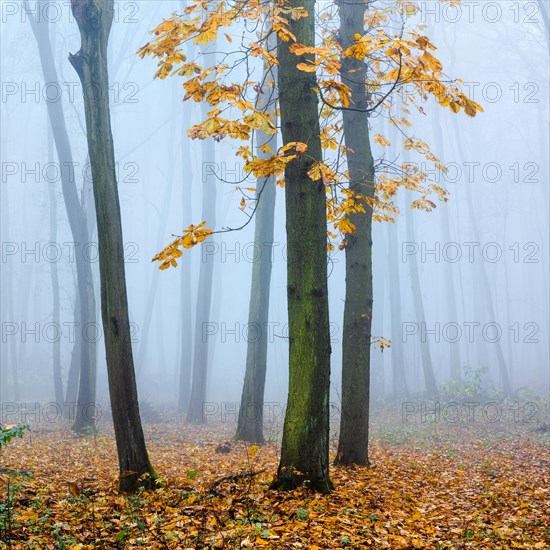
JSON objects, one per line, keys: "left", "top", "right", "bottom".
{"left": 334, "top": 0, "right": 375, "bottom": 467}
{"left": 236, "top": 12, "right": 277, "bottom": 444}
{"left": 186, "top": 41, "right": 217, "bottom": 423}
{"left": 69, "top": 0, "right": 156, "bottom": 491}
{"left": 405, "top": 196, "right": 438, "bottom": 396}
{"left": 136, "top": 110, "right": 177, "bottom": 378}
{"left": 0, "top": 184, "right": 19, "bottom": 401}
{"left": 443, "top": 27, "right": 511, "bottom": 394}
{"left": 430, "top": 51, "right": 461, "bottom": 381}
{"left": 450, "top": 121, "right": 511, "bottom": 394}
{"left": 178, "top": 232, "right": 193, "bottom": 412}
{"left": 47, "top": 127, "right": 64, "bottom": 404}
{"left": 27, "top": 0, "right": 97, "bottom": 431}
{"left": 178, "top": 69, "right": 194, "bottom": 413}
{"left": 386, "top": 222, "right": 409, "bottom": 397}
{"left": 65, "top": 293, "right": 81, "bottom": 416}
{"left": 271, "top": 0, "right": 332, "bottom": 492}
{"left": 370, "top": 227, "right": 385, "bottom": 401}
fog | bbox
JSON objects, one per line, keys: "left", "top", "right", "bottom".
{"left": 1, "top": 0, "right": 548, "bottom": 423}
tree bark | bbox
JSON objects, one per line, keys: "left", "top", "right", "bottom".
{"left": 236, "top": 13, "right": 277, "bottom": 445}
{"left": 334, "top": 0, "right": 375, "bottom": 467}
{"left": 69, "top": 0, "right": 156, "bottom": 491}
{"left": 271, "top": 0, "right": 332, "bottom": 492}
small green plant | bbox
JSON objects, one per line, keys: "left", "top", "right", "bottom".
{"left": 0, "top": 476, "right": 26, "bottom": 545}
{"left": 0, "top": 424, "right": 30, "bottom": 449}
{"left": 441, "top": 366, "right": 488, "bottom": 400}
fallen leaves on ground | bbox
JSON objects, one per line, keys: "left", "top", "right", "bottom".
{"left": 0, "top": 410, "right": 548, "bottom": 549}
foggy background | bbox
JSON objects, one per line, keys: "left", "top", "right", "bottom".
{"left": 1, "top": 0, "right": 548, "bottom": 419}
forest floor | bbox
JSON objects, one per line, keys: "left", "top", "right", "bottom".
{"left": 0, "top": 403, "right": 549, "bottom": 549}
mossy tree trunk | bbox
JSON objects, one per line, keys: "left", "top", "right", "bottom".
{"left": 69, "top": 0, "right": 156, "bottom": 492}
{"left": 271, "top": 0, "right": 332, "bottom": 492}
{"left": 334, "top": 0, "right": 375, "bottom": 467}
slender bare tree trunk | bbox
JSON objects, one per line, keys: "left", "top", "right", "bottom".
{"left": 186, "top": 39, "right": 217, "bottom": 423}
{"left": 236, "top": 10, "right": 278, "bottom": 444}
{"left": 47, "top": 126, "right": 64, "bottom": 404}
{"left": 334, "top": 0, "right": 375, "bottom": 466}
{"left": 432, "top": 105, "right": 461, "bottom": 380}
{"left": 405, "top": 195, "right": 438, "bottom": 396}
{"left": 69, "top": 0, "right": 156, "bottom": 491}
{"left": 450, "top": 122, "right": 511, "bottom": 394}
{"left": 27, "top": 0, "right": 97, "bottom": 431}
{"left": 386, "top": 222, "right": 409, "bottom": 397}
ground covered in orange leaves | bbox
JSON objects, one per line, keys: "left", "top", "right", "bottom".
{"left": 1, "top": 406, "right": 548, "bottom": 549}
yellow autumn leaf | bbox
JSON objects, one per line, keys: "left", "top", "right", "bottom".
{"left": 67, "top": 481, "right": 81, "bottom": 497}
{"left": 296, "top": 62, "right": 317, "bottom": 72}
{"left": 374, "top": 134, "right": 391, "bottom": 147}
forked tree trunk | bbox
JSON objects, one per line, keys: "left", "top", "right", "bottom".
{"left": 27, "top": 0, "right": 96, "bottom": 429}
{"left": 334, "top": 0, "right": 375, "bottom": 467}
{"left": 271, "top": 0, "right": 332, "bottom": 492}
{"left": 236, "top": 11, "right": 277, "bottom": 444}
{"left": 69, "top": 0, "right": 156, "bottom": 491}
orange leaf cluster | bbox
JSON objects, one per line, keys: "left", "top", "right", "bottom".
{"left": 152, "top": 222, "right": 213, "bottom": 270}
{"left": 140, "top": 0, "right": 484, "bottom": 260}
